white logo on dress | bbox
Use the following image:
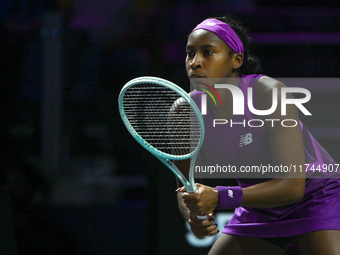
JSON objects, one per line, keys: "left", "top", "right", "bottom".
{"left": 239, "top": 133, "right": 253, "bottom": 147}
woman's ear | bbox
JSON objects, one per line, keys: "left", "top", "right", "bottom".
{"left": 233, "top": 53, "right": 244, "bottom": 69}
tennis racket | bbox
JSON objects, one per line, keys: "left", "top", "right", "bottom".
{"left": 118, "top": 76, "right": 208, "bottom": 220}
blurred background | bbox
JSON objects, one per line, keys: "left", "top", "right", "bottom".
{"left": 1, "top": 0, "right": 339, "bottom": 254}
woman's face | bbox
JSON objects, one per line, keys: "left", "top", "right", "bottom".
{"left": 185, "top": 29, "right": 239, "bottom": 79}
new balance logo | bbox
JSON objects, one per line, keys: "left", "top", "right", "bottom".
{"left": 228, "top": 189, "right": 233, "bottom": 198}
{"left": 239, "top": 133, "right": 253, "bottom": 147}
{"left": 205, "top": 21, "right": 216, "bottom": 26}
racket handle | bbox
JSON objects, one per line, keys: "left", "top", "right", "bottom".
{"left": 196, "top": 215, "right": 210, "bottom": 220}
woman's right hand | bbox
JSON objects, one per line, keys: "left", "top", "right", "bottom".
{"left": 188, "top": 212, "right": 219, "bottom": 239}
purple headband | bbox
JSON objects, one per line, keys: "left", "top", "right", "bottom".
{"left": 192, "top": 18, "right": 244, "bottom": 55}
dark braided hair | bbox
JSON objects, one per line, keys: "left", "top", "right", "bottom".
{"left": 215, "top": 15, "right": 261, "bottom": 75}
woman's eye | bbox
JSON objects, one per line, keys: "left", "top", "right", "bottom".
{"left": 204, "top": 50, "right": 214, "bottom": 56}
{"left": 186, "top": 50, "right": 194, "bottom": 57}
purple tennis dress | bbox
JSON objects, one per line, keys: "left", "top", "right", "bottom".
{"left": 192, "top": 74, "right": 340, "bottom": 238}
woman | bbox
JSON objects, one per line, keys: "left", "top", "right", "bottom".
{"left": 176, "top": 15, "right": 340, "bottom": 255}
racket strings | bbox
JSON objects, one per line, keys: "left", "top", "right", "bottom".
{"left": 122, "top": 83, "right": 201, "bottom": 156}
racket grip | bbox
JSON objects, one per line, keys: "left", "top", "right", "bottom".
{"left": 196, "top": 215, "right": 210, "bottom": 220}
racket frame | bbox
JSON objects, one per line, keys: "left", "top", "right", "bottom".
{"left": 118, "top": 76, "right": 205, "bottom": 193}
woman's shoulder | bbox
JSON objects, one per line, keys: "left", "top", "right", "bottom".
{"left": 256, "top": 76, "right": 287, "bottom": 92}
{"left": 254, "top": 76, "right": 288, "bottom": 110}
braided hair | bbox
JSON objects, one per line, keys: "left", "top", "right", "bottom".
{"left": 215, "top": 15, "right": 262, "bottom": 75}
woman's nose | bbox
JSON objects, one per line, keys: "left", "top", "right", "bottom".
{"left": 189, "top": 54, "right": 202, "bottom": 70}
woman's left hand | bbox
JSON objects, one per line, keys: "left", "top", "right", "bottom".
{"left": 177, "top": 183, "right": 219, "bottom": 216}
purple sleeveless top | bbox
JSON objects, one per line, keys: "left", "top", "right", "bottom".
{"left": 192, "top": 75, "right": 274, "bottom": 182}
{"left": 192, "top": 74, "right": 340, "bottom": 238}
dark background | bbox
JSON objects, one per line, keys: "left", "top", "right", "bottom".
{"left": 1, "top": 0, "right": 340, "bottom": 254}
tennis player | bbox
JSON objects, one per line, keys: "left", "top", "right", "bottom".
{"left": 176, "top": 14, "right": 340, "bottom": 255}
